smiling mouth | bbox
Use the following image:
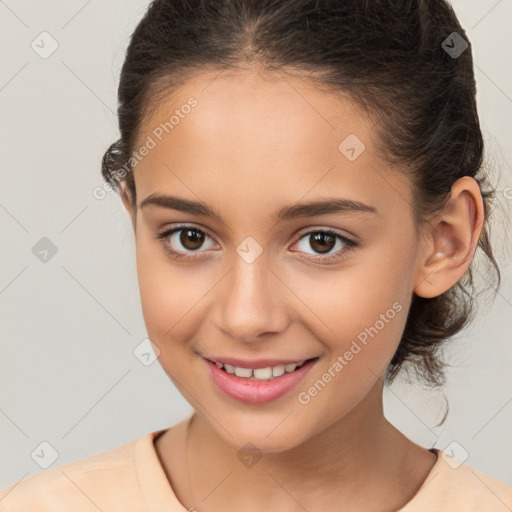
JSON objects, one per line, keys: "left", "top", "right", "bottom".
{"left": 209, "top": 357, "right": 319, "bottom": 381}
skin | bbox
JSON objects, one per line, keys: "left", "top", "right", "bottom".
{"left": 120, "top": 64, "right": 484, "bottom": 512}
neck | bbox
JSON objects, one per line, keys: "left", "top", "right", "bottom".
{"left": 175, "top": 381, "right": 433, "bottom": 512}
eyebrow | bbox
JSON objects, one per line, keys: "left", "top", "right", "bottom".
{"left": 139, "top": 194, "right": 378, "bottom": 222}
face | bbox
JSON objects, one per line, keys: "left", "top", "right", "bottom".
{"left": 122, "top": 65, "right": 425, "bottom": 452}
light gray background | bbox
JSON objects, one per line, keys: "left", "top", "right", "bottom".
{"left": 1, "top": 0, "right": 511, "bottom": 492}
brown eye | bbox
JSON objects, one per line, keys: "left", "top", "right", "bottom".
{"left": 156, "top": 225, "right": 217, "bottom": 260}
{"left": 308, "top": 232, "right": 336, "bottom": 254}
{"left": 293, "top": 228, "right": 357, "bottom": 262}
{"left": 179, "top": 228, "right": 205, "bottom": 250}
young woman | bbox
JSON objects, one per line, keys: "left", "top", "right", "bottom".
{"left": 2, "top": 1, "right": 511, "bottom": 510}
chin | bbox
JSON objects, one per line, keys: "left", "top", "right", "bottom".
{"left": 210, "top": 415, "right": 310, "bottom": 453}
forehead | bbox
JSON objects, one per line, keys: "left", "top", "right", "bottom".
{"left": 137, "top": 65, "right": 372, "bottom": 151}
{"left": 133, "top": 66, "right": 412, "bottom": 219}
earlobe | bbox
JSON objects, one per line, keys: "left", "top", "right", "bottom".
{"left": 414, "top": 177, "right": 485, "bottom": 299}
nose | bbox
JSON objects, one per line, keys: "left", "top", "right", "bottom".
{"left": 215, "top": 255, "right": 290, "bottom": 344}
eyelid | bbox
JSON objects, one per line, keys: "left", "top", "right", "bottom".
{"left": 294, "top": 225, "right": 355, "bottom": 241}
{"left": 159, "top": 223, "right": 219, "bottom": 243}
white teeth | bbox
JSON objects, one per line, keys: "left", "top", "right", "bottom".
{"left": 234, "top": 367, "right": 252, "bottom": 378}
{"left": 253, "top": 367, "right": 273, "bottom": 380}
{"left": 224, "top": 363, "right": 235, "bottom": 374}
{"left": 216, "top": 360, "right": 308, "bottom": 381}
{"left": 272, "top": 365, "right": 285, "bottom": 377}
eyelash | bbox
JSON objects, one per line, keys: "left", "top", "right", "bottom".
{"left": 154, "top": 224, "right": 358, "bottom": 263}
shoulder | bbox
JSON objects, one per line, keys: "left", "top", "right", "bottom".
{"left": 0, "top": 433, "right": 148, "bottom": 512}
{"left": 402, "top": 449, "right": 512, "bottom": 511}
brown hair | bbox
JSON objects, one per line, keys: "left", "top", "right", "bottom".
{"left": 101, "top": 0, "right": 501, "bottom": 393}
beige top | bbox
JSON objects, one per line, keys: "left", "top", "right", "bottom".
{"left": 1, "top": 424, "right": 511, "bottom": 511}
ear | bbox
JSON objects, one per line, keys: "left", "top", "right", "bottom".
{"left": 120, "top": 182, "right": 137, "bottom": 233}
{"left": 414, "top": 176, "right": 485, "bottom": 299}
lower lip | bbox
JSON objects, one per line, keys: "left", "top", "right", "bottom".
{"left": 205, "top": 358, "right": 318, "bottom": 404}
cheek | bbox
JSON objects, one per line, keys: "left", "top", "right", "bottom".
{"left": 134, "top": 234, "right": 208, "bottom": 347}
{"left": 302, "top": 272, "right": 407, "bottom": 366}
{"left": 299, "top": 240, "right": 415, "bottom": 372}
{"left": 293, "top": 259, "right": 411, "bottom": 423}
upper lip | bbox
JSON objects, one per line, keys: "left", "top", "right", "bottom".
{"left": 204, "top": 356, "right": 318, "bottom": 369}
